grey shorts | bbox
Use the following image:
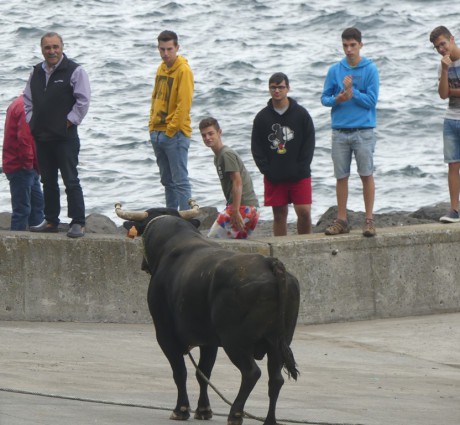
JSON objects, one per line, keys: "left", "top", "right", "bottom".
{"left": 331, "top": 128, "right": 376, "bottom": 179}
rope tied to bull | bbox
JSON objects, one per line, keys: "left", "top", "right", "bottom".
{"left": 187, "top": 352, "right": 267, "bottom": 423}
{"left": 187, "top": 352, "right": 363, "bottom": 425}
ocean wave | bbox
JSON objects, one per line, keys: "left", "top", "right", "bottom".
{"left": 0, "top": 0, "right": 457, "bottom": 224}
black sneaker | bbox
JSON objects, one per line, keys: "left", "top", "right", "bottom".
{"left": 67, "top": 224, "right": 85, "bottom": 238}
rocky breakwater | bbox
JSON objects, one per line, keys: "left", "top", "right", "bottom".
{"left": 0, "top": 202, "right": 453, "bottom": 237}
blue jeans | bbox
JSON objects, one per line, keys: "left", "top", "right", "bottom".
{"left": 35, "top": 137, "right": 85, "bottom": 226}
{"left": 443, "top": 119, "right": 460, "bottom": 163}
{"left": 6, "top": 169, "right": 44, "bottom": 230}
{"left": 331, "top": 129, "right": 376, "bottom": 179}
{"left": 150, "top": 131, "right": 192, "bottom": 210}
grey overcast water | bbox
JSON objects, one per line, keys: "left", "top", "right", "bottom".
{"left": 0, "top": 0, "right": 458, "bottom": 224}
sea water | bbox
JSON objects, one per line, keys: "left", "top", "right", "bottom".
{"left": 0, "top": 0, "right": 457, "bottom": 224}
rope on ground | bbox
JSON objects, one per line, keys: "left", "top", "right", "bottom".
{"left": 186, "top": 352, "right": 365, "bottom": 425}
{"left": 0, "top": 385, "right": 365, "bottom": 425}
{"left": 0, "top": 386, "right": 167, "bottom": 411}
{"left": 187, "top": 352, "right": 267, "bottom": 423}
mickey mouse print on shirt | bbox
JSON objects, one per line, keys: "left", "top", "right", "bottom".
{"left": 268, "top": 123, "right": 294, "bottom": 154}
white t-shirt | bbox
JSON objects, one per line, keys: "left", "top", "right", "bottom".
{"left": 439, "top": 58, "right": 460, "bottom": 120}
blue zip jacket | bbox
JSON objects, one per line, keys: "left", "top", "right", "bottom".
{"left": 321, "top": 57, "right": 379, "bottom": 129}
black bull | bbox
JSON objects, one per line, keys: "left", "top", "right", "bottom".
{"left": 125, "top": 209, "right": 300, "bottom": 425}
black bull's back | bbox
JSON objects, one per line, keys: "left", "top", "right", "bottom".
{"left": 142, "top": 215, "right": 300, "bottom": 425}
{"left": 144, "top": 216, "right": 299, "bottom": 351}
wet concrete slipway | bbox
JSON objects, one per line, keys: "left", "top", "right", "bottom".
{"left": 0, "top": 313, "right": 459, "bottom": 425}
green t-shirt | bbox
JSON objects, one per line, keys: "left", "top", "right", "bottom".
{"left": 214, "top": 146, "right": 259, "bottom": 207}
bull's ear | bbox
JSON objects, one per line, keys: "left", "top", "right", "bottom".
{"left": 188, "top": 218, "right": 201, "bottom": 229}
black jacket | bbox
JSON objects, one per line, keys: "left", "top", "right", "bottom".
{"left": 251, "top": 97, "right": 315, "bottom": 183}
{"left": 29, "top": 54, "right": 79, "bottom": 141}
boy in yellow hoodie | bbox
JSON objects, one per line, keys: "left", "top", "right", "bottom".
{"left": 149, "top": 30, "right": 194, "bottom": 210}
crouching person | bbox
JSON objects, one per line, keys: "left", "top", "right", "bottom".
{"left": 199, "top": 117, "right": 260, "bottom": 239}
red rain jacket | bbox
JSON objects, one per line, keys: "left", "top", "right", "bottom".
{"left": 2, "top": 95, "right": 39, "bottom": 174}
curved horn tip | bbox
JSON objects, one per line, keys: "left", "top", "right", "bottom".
{"left": 187, "top": 198, "right": 199, "bottom": 209}
{"left": 179, "top": 202, "right": 200, "bottom": 219}
{"left": 113, "top": 203, "right": 148, "bottom": 220}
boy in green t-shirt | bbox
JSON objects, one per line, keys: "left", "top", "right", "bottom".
{"left": 199, "top": 117, "right": 259, "bottom": 239}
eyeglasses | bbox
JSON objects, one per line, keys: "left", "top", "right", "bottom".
{"left": 269, "top": 85, "right": 287, "bottom": 92}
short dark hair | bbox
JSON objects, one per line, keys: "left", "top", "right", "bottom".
{"left": 342, "top": 27, "right": 362, "bottom": 43}
{"left": 41, "top": 31, "right": 63, "bottom": 46}
{"left": 430, "top": 26, "right": 452, "bottom": 43}
{"left": 268, "top": 72, "right": 290, "bottom": 88}
{"left": 158, "top": 30, "right": 178, "bottom": 46}
{"left": 199, "top": 117, "right": 220, "bottom": 131}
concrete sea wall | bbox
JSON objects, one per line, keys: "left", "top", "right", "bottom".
{"left": 1, "top": 223, "right": 459, "bottom": 324}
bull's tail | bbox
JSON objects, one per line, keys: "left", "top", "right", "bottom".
{"left": 280, "top": 340, "right": 299, "bottom": 381}
{"left": 269, "top": 258, "right": 299, "bottom": 381}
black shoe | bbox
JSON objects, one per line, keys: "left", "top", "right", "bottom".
{"left": 30, "top": 220, "right": 59, "bottom": 233}
{"left": 67, "top": 223, "right": 85, "bottom": 238}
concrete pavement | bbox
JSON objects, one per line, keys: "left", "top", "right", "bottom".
{"left": 1, "top": 313, "right": 459, "bottom": 425}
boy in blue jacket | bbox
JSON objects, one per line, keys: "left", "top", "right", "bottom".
{"left": 321, "top": 27, "right": 379, "bottom": 237}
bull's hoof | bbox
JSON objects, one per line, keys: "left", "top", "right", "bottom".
{"left": 227, "top": 412, "right": 243, "bottom": 425}
{"left": 194, "top": 406, "right": 213, "bottom": 420}
{"left": 169, "top": 406, "right": 191, "bottom": 420}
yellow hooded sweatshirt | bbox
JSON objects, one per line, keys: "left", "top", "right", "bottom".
{"left": 148, "top": 55, "right": 194, "bottom": 138}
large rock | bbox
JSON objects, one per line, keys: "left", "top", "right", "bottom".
{"left": 0, "top": 212, "right": 11, "bottom": 230}
{"left": 194, "top": 206, "right": 218, "bottom": 230}
{"left": 251, "top": 220, "right": 298, "bottom": 238}
{"left": 409, "top": 202, "right": 450, "bottom": 221}
{"left": 253, "top": 203, "right": 451, "bottom": 237}
{"left": 86, "top": 213, "right": 120, "bottom": 234}
{"left": 314, "top": 206, "right": 437, "bottom": 233}
{"left": 0, "top": 211, "right": 119, "bottom": 234}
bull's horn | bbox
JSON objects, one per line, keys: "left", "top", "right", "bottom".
{"left": 114, "top": 203, "right": 148, "bottom": 220}
{"left": 178, "top": 198, "right": 200, "bottom": 219}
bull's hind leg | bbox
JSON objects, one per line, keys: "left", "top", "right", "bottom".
{"left": 194, "top": 345, "right": 218, "bottom": 420}
{"left": 223, "top": 346, "right": 261, "bottom": 425}
{"left": 155, "top": 331, "right": 191, "bottom": 420}
{"left": 264, "top": 343, "right": 285, "bottom": 425}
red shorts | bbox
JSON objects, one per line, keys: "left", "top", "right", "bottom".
{"left": 264, "top": 177, "right": 312, "bottom": 206}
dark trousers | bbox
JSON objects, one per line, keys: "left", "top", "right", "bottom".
{"left": 6, "top": 169, "right": 44, "bottom": 230}
{"left": 35, "top": 137, "right": 85, "bottom": 226}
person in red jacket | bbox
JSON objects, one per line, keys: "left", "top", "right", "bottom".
{"left": 2, "top": 94, "right": 44, "bottom": 230}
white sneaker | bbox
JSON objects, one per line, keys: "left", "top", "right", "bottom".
{"left": 439, "top": 210, "right": 460, "bottom": 223}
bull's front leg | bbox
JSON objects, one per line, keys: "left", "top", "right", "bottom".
{"left": 167, "top": 353, "right": 191, "bottom": 420}
{"left": 150, "top": 284, "right": 191, "bottom": 420}
{"left": 193, "top": 345, "right": 218, "bottom": 420}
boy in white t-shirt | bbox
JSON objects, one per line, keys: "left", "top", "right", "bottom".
{"left": 430, "top": 26, "right": 460, "bottom": 222}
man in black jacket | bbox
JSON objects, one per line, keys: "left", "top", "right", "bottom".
{"left": 24, "top": 32, "right": 90, "bottom": 238}
{"left": 251, "top": 72, "right": 315, "bottom": 236}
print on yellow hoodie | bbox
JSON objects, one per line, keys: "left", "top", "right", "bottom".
{"left": 148, "top": 55, "right": 194, "bottom": 138}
